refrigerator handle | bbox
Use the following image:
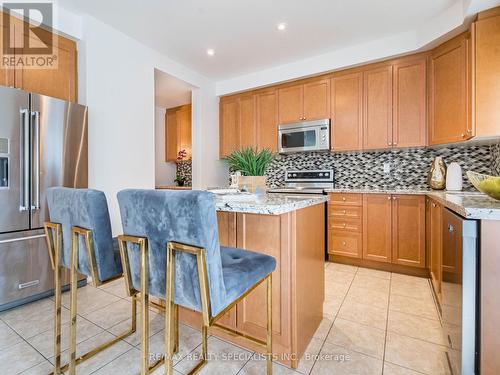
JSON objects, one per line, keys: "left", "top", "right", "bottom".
{"left": 31, "top": 111, "right": 40, "bottom": 210}
{"left": 19, "top": 109, "right": 30, "bottom": 212}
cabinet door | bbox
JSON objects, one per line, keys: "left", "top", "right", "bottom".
{"left": 165, "top": 110, "right": 178, "bottom": 162}
{"left": 429, "top": 33, "right": 471, "bottom": 145}
{"left": 429, "top": 199, "right": 443, "bottom": 302}
{"left": 393, "top": 58, "right": 427, "bottom": 148}
{"left": 238, "top": 95, "right": 256, "bottom": 149}
{"left": 363, "top": 194, "right": 392, "bottom": 262}
{"left": 219, "top": 97, "right": 240, "bottom": 158}
{"left": 363, "top": 66, "right": 393, "bottom": 150}
{"left": 177, "top": 105, "right": 192, "bottom": 159}
{"left": 303, "top": 79, "right": 330, "bottom": 121}
{"left": 391, "top": 195, "right": 426, "bottom": 268}
{"left": 14, "top": 24, "right": 77, "bottom": 102}
{"left": 0, "top": 15, "right": 15, "bottom": 87}
{"left": 256, "top": 90, "right": 278, "bottom": 152}
{"left": 331, "top": 73, "right": 363, "bottom": 151}
{"left": 278, "top": 85, "right": 303, "bottom": 124}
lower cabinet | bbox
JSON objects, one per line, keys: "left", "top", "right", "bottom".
{"left": 428, "top": 198, "right": 443, "bottom": 303}
{"left": 328, "top": 193, "right": 426, "bottom": 271}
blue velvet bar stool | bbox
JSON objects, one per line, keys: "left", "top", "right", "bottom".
{"left": 117, "top": 189, "right": 277, "bottom": 375}
{"left": 44, "top": 188, "right": 152, "bottom": 375}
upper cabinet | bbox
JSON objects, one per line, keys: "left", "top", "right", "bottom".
{"left": 220, "top": 97, "right": 240, "bottom": 158}
{"left": 256, "top": 90, "right": 278, "bottom": 152}
{"left": 165, "top": 104, "right": 192, "bottom": 162}
{"left": 393, "top": 58, "right": 427, "bottom": 148}
{"left": 278, "top": 79, "right": 330, "bottom": 124}
{"left": 330, "top": 72, "right": 363, "bottom": 152}
{"left": 0, "top": 12, "right": 77, "bottom": 102}
{"left": 363, "top": 66, "right": 393, "bottom": 150}
{"left": 238, "top": 95, "right": 257, "bottom": 149}
{"left": 428, "top": 32, "right": 472, "bottom": 145}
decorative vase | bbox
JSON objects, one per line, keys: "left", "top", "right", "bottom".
{"left": 428, "top": 157, "right": 447, "bottom": 190}
{"left": 237, "top": 176, "right": 267, "bottom": 193}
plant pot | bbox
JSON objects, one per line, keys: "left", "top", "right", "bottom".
{"left": 237, "top": 176, "right": 267, "bottom": 193}
{"left": 176, "top": 180, "right": 185, "bottom": 187}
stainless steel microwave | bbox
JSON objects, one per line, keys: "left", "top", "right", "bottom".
{"left": 278, "top": 119, "right": 330, "bottom": 154}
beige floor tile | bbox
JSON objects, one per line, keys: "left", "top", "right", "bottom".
{"left": 26, "top": 316, "right": 103, "bottom": 357}
{"left": 389, "top": 294, "right": 439, "bottom": 321}
{"left": 383, "top": 361, "right": 424, "bottom": 375}
{"left": 0, "top": 341, "right": 46, "bottom": 374}
{"left": 352, "top": 274, "right": 390, "bottom": 293}
{"left": 313, "top": 318, "right": 333, "bottom": 341}
{"left": 48, "top": 331, "right": 133, "bottom": 375}
{"left": 327, "top": 262, "right": 358, "bottom": 274}
{"left": 239, "top": 356, "right": 300, "bottom": 374}
{"left": 323, "top": 297, "right": 343, "bottom": 319}
{"left": 61, "top": 285, "right": 121, "bottom": 315}
{"left": 337, "top": 300, "right": 388, "bottom": 330}
{"left": 388, "top": 310, "right": 447, "bottom": 346}
{"left": 325, "top": 269, "right": 355, "bottom": 286}
{"left": 0, "top": 298, "right": 70, "bottom": 339}
{"left": 0, "top": 320, "right": 23, "bottom": 351}
{"left": 99, "top": 277, "right": 130, "bottom": 299}
{"left": 174, "top": 336, "right": 251, "bottom": 374}
{"left": 324, "top": 281, "right": 350, "bottom": 299}
{"left": 148, "top": 324, "right": 203, "bottom": 365}
{"left": 391, "top": 273, "right": 429, "bottom": 287}
{"left": 296, "top": 337, "right": 323, "bottom": 374}
{"left": 345, "top": 286, "right": 389, "bottom": 310}
{"left": 108, "top": 310, "right": 165, "bottom": 346}
{"left": 390, "top": 280, "right": 433, "bottom": 300}
{"left": 356, "top": 267, "right": 391, "bottom": 280}
{"left": 311, "top": 342, "right": 383, "bottom": 375}
{"left": 326, "top": 318, "right": 385, "bottom": 359}
{"left": 19, "top": 360, "right": 55, "bottom": 375}
{"left": 84, "top": 299, "right": 135, "bottom": 329}
{"left": 385, "top": 332, "right": 451, "bottom": 375}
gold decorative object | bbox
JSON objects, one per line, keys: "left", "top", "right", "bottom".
{"left": 238, "top": 175, "right": 267, "bottom": 193}
{"left": 467, "top": 171, "right": 500, "bottom": 200}
{"left": 428, "top": 156, "right": 447, "bottom": 190}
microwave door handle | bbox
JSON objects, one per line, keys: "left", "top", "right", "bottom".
{"left": 31, "top": 111, "right": 40, "bottom": 210}
{"left": 19, "top": 109, "right": 30, "bottom": 211}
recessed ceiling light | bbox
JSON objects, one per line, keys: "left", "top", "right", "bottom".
{"left": 206, "top": 48, "right": 215, "bottom": 56}
{"left": 277, "top": 23, "right": 286, "bottom": 31}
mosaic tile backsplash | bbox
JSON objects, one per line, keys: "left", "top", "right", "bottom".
{"left": 176, "top": 160, "right": 192, "bottom": 186}
{"left": 265, "top": 144, "right": 499, "bottom": 191}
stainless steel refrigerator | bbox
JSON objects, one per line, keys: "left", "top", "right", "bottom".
{"left": 0, "top": 86, "right": 88, "bottom": 311}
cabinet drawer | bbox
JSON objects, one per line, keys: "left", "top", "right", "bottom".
{"left": 328, "top": 232, "right": 362, "bottom": 258}
{"left": 329, "top": 206, "right": 363, "bottom": 219}
{"left": 328, "top": 193, "right": 362, "bottom": 206}
{"left": 330, "top": 218, "right": 362, "bottom": 232}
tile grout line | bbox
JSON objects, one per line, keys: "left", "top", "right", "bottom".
{"left": 381, "top": 272, "right": 392, "bottom": 375}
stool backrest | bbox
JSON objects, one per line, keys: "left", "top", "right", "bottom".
{"left": 46, "top": 187, "right": 122, "bottom": 282}
{"left": 117, "top": 189, "right": 227, "bottom": 317}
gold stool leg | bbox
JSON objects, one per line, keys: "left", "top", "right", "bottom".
{"left": 139, "top": 239, "right": 150, "bottom": 375}
{"left": 266, "top": 274, "right": 273, "bottom": 375}
{"left": 68, "top": 231, "right": 79, "bottom": 375}
{"left": 53, "top": 231, "right": 63, "bottom": 374}
{"left": 164, "top": 244, "right": 175, "bottom": 375}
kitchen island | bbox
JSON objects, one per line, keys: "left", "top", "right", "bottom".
{"left": 179, "top": 193, "right": 328, "bottom": 368}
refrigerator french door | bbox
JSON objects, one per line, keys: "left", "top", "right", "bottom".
{"left": 0, "top": 86, "right": 88, "bottom": 310}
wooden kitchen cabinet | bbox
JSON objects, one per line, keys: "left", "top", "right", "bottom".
{"left": 428, "top": 198, "right": 443, "bottom": 303}
{"left": 391, "top": 195, "right": 426, "bottom": 268}
{"left": 239, "top": 95, "right": 257, "bottom": 149}
{"left": 363, "top": 194, "right": 393, "bottom": 262}
{"left": 219, "top": 97, "right": 240, "bottom": 158}
{"left": 278, "top": 79, "right": 329, "bottom": 124}
{"left": 330, "top": 72, "right": 363, "bottom": 151}
{"left": 165, "top": 104, "right": 192, "bottom": 162}
{"left": 429, "top": 32, "right": 472, "bottom": 145}
{"left": 256, "top": 90, "right": 278, "bottom": 152}
{"left": 0, "top": 15, "right": 14, "bottom": 87}
{"left": 392, "top": 57, "right": 427, "bottom": 148}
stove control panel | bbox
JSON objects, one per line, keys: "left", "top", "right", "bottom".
{"left": 285, "top": 169, "right": 334, "bottom": 183}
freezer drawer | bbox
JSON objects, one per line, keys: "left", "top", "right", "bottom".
{"left": 0, "top": 229, "right": 54, "bottom": 308}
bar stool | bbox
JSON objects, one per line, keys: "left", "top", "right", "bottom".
{"left": 44, "top": 188, "right": 158, "bottom": 374}
{"left": 117, "top": 189, "right": 277, "bottom": 375}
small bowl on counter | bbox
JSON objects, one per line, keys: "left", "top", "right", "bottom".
{"left": 467, "top": 171, "right": 500, "bottom": 201}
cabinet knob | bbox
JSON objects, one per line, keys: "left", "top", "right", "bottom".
{"left": 343, "top": 209, "right": 346, "bottom": 214}
{"left": 387, "top": 196, "right": 392, "bottom": 200}
{"left": 342, "top": 241, "right": 347, "bottom": 246}
{"left": 388, "top": 142, "right": 392, "bottom": 146}
{"left": 342, "top": 197, "right": 346, "bottom": 201}
{"left": 432, "top": 203, "right": 436, "bottom": 208}
{"left": 343, "top": 223, "right": 347, "bottom": 228}
{"left": 393, "top": 142, "right": 397, "bottom": 146}
{"left": 461, "top": 133, "right": 465, "bottom": 138}
{"left": 392, "top": 196, "right": 397, "bottom": 200}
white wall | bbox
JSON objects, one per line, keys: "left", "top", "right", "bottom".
{"left": 78, "top": 16, "right": 226, "bottom": 234}
{"left": 154, "top": 107, "right": 176, "bottom": 187}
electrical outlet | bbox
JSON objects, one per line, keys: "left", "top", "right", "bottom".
{"left": 383, "top": 162, "right": 391, "bottom": 174}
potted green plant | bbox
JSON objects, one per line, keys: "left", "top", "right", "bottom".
{"left": 224, "top": 147, "right": 275, "bottom": 192}
{"left": 174, "top": 174, "right": 186, "bottom": 187}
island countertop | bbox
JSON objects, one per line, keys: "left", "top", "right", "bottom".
{"left": 214, "top": 193, "right": 329, "bottom": 215}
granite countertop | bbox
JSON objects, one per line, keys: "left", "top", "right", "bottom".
{"left": 325, "top": 188, "right": 500, "bottom": 220}
{"left": 214, "top": 193, "right": 329, "bottom": 215}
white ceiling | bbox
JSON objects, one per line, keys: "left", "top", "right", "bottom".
{"left": 60, "top": 0, "right": 458, "bottom": 80}
{"left": 154, "top": 69, "right": 193, "bottom": 109}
